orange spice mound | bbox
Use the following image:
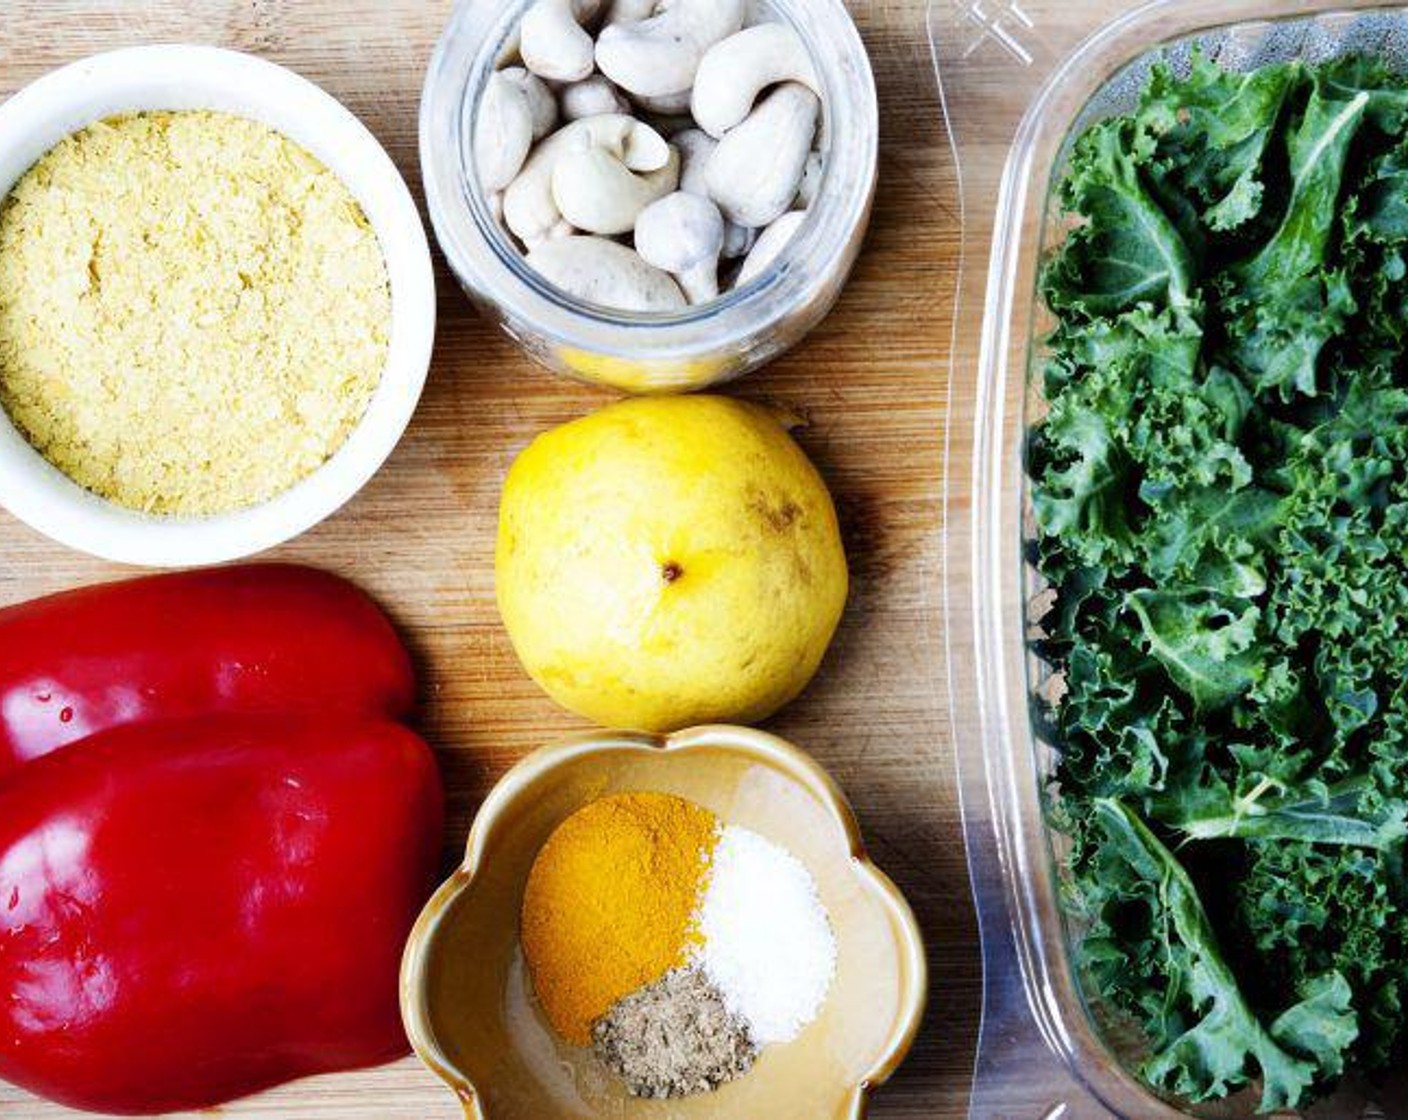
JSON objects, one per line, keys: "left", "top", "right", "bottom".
{"left": 521, "top": 792, "right": 720, "bottom": 1045}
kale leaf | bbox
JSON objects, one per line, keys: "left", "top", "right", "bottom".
{"left": 1085, "top": 800, "right": 1356, "bottom": 1111}
{"left": 1034, "top": 52, "right": 1408, "bottom": 1111}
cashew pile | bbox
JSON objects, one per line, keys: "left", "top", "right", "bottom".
{"left": 475, "top": 0, "right": 824, "bottom": 313}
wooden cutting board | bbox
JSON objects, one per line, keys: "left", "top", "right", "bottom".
{"left": 0, "top": 1, "right": 1118, "bottom": 1116}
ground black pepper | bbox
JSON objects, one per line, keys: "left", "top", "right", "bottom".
{"left": 591, "top": 967, "right": 757, "bottom": 1099}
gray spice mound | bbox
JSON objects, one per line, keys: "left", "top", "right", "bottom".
{"left": 592, "top": 967, "right": 759, "bottom": 1099}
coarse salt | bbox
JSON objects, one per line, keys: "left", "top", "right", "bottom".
{"left": 695, "top": 825, "right": 836, "bottom": 1045}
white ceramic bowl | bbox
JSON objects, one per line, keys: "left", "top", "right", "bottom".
{"left": 0, "top": 45, "right": 436, "bottom": 567}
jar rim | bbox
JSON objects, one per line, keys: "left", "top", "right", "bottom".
{"left": 419, "top": 0, "right": 879, "bottom": 367}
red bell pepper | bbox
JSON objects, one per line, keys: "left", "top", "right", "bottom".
{"left": 0, "top": 565, "right": 415, "bottom": 777}
{"left": 0, "top": 715, "right": 443, "bottom": 1116}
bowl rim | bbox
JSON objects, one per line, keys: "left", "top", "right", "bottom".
{"left": 0, "top": 44, "right": 437, "bottom": 567}
{"left": 400, "top": 724, "right": 929, "bottom": 1120}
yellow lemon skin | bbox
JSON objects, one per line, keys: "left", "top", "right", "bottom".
{"left": 496, "top": 396, "right": 848, "bottom": 733}
{"left": 557, "top": 346, "right": 729, "bottom": 393}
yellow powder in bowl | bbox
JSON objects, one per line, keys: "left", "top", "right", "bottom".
{"left": 0, "top": 110, "right": 391, "bottom": 516}
{"left": 521, "top": 793, "right": 721, "bottom": 1046}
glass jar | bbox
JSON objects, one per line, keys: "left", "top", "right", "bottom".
{"left": 420, "top": 0, "right": 878, "bottom": 393}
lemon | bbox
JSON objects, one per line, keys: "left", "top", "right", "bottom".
{"left": 557, "top": 346, "right": 727, "bottom": 393}
{"left": 496, "top": 396, "right": 848, "bottom": 732}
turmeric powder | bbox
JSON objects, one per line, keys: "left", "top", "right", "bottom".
{"left": 521, "top": 792, "right": 720, "bottom": 1045}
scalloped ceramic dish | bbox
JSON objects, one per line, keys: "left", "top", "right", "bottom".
{"left": 400, "top": 725, "right": 926, "bottom": 1120}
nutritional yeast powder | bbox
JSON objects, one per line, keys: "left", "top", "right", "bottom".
{"left": 0, "top": 110, "right": 391, "bottom": 516}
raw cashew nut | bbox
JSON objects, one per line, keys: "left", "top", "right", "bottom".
{"left": 630, "top": 88, "right": 695, "bottom": 118}
{"left": 706, "top": 83, "right": 819, "bottom": 228}
{"left": 796, "top": 151, "right": 824, "bottom": 210}
{"left": 506, "top": 67, "right": 559, "bottom": 140}
{"left": 504, "top": 114, "right": 670, "bottom": 244}
{"left": 674, "top": 128, "right": 755, "bottom": 259}
{"left": 672, "top": 127, "right": 715, "bottom": 196}
{"left": 475, "top": 72, "right": 535, "bottom": 193}
{"left": 552, "top": 144, "right": 681, "bottom": 235}
{"left": 635, "top": 191, "right": 725, "bottom": 304}
{"left": 692, "top": 24, "right": 821, "bottom": 138}
{"left": 560, "top": 75, "right": 631, "bottom": 121}
{"left": 596, "top": 0, "right": 746, "bottom": 99}
{"left": 606, "top": 0, "right": 657, "bottom": 23}
{"left": 521, "top": 0, "right": 604, "bottom": 83}
{"left": 544, "top": 218, "right": 576, "bottom": 243}
{"left": 722, "top": 222, "right": 757, "bottom": 260}
{"left": 528, "top": 236, "right": 687, "bottom": 311}
{"left": 475, "top": 69, "right": 559, "bottom": 192}
{"left": 737, "top": 210, "right": 806, "bottom": 287}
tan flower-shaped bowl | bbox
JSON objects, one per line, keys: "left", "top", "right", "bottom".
{"left": 400, "top": 725, "right": 927, "bottom": 1120}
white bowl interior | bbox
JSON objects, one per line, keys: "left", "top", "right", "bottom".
{"left": 0, "top": 45, "right": 436, "bottom": 567}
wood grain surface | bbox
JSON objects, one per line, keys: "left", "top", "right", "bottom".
{"left": 0, "top": 1, "right": 1107, "bottom": 1117}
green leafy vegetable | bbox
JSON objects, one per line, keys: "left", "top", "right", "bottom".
{"left": 1159, "top": 775, "right": 1408, "bottom": 850}
{"left": 1086, "top": 800, "right": 1355, "bottom": 1111}
{"left": 1137, "top": 54, "right": 1296, "bottom": 234}
{"left": 1046, "top": 118, "right": 1196, "bottom": 317}
{"left": 1034, "top": 51, "right": 1408, "bottom": 1111}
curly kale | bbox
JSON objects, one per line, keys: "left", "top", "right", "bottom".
{"left": 1033, "top": 53, "right": 1408, "bottom": 1111}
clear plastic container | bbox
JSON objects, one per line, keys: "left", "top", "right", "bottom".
{"left": 420, "top": 0, "right": 877, "bottom": 394}
{"left": 935, "top": 2, "right": 1408, "bottom": 1117}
